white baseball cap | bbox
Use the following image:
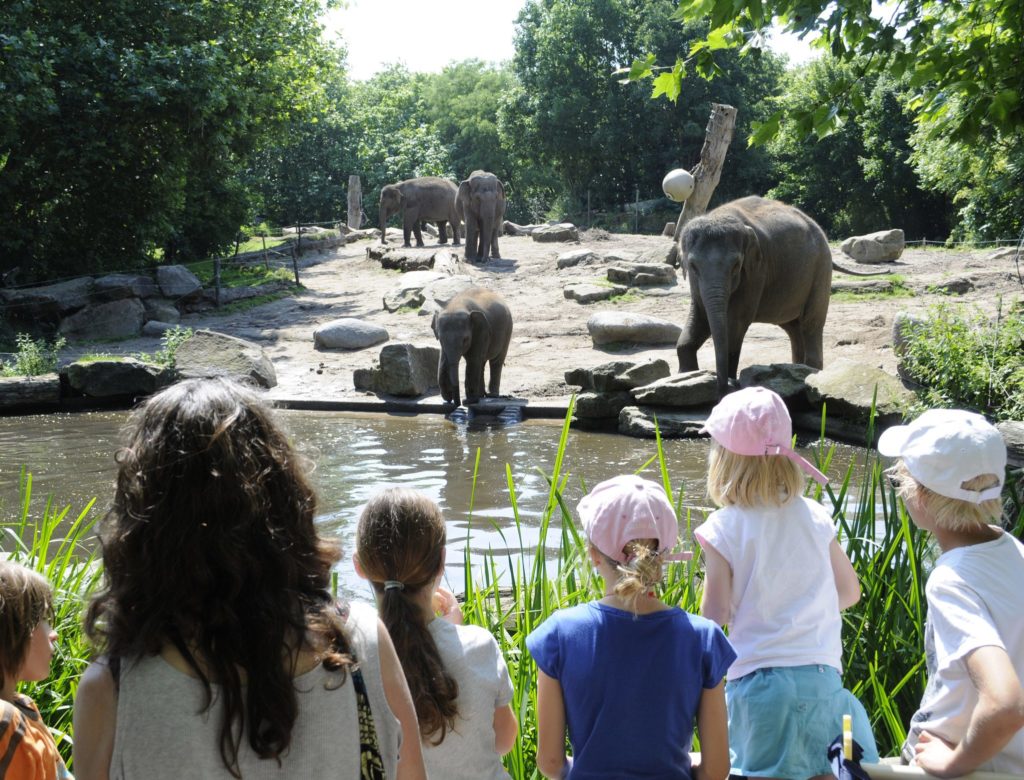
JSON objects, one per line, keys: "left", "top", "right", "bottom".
{"left": 877, "top": 409, "right": 1006, "bottom": 503}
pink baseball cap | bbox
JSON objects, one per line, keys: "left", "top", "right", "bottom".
{"left": 578, "top": 474, "right": 690, "bottom": 563}
{"left": 700, "top": 386, "right": 828, "bottom": 485}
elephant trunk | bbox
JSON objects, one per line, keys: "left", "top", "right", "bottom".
{"left": 438, "top": 353, "right": 460, "bottom": 406}
{"left": 703, "top": 289, "right": 731, "bottom": 397}
{"left": 379, "top": 205, "right": 389, "bottom": 244}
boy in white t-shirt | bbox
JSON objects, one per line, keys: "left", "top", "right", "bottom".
{"left": 879, "top": 409, "right": 1024, "bottom": 776}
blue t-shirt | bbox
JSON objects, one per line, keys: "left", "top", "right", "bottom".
{"left": 526, "top": 602, "right": 736, "bottom": 780}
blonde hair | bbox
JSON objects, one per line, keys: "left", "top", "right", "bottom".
{"left": 595, "top": 538, "right": 662, "bottom": 615}
{"left": 0, "top": 561, "right": 54, "bottom": 691}
{"left": 706, "top": 441, "right": 805, "bottom": 507}
{"left": 890, "top": 461, "right": 1003, "bottom": 532}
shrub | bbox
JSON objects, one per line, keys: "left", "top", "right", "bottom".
{"left": 896, "top": 300, "right": 1024, "bottom": 420}
{"left": 135, "top": 325, "right": 193, "bottom": 370}
{"left": 0, "top": 334, "right": 66, "bottom": 377}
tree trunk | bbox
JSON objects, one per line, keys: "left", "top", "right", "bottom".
{"left": 667, "top": 103, "right": 737, "bottom": 265}
{"left": 0, "top": 374, "right": 61, "bottom": 410}
{"left": 347, "top": 175, "right": 362, "bottom": 230}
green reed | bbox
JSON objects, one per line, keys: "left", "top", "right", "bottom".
{"left": 2, "top": 469, "right": 101, "bottom": 764}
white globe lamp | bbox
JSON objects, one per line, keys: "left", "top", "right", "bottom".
{"left": 662, "top": 168, "right": 695, "bottom": 202}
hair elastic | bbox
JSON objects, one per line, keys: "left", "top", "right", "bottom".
{"left": 383, "top": 580, "right": 405, "bottom": 591}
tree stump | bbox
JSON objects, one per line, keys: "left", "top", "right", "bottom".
{"left": 347, "top": 175, "right": 362, "bottom": 230}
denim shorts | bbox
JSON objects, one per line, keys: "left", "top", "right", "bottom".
{"left": 726, "top": 664, "right": 879, "bottom": 778}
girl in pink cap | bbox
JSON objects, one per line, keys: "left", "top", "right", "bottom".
{"left": 696, "top": 386, "right": 878, "bottom": 780}
{"left": 526, "top": 474, "right": 736, "bottom": 780}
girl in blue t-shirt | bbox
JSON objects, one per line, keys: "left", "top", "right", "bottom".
{"left": 526, "top": 474, "right": 735, "bottom": 780}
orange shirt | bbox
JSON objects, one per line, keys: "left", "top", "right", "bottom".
{"left": 0, "top": 694, "right": 72, "bottom": 780}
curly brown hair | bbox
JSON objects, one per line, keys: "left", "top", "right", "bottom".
{"left": 0, "top": 561, "right": 53, "bottom": 691}
{"left": 84, "top": 378, "right": 352, "bottom": 776}
{"left": 356, "top": 487, "right": 459, "bottom": 745}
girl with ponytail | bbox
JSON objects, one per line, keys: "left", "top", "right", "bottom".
{"left": 355, "top": 487, "right": 517, "bottom": 780}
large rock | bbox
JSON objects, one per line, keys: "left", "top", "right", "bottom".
{"left": 618, "top": 406, "right": 707, "bottom": 438}
{"left": 573, "top": 391, "right": 634, "bottom": 419}
{"left": 142, "top": 320, "right": 179, "bottom": 337}
{"left": 353, "top": 343, "right": 440, "bottom": 397}
{"left": 996, "top": 421, "right": 1024, "bottom": 468}
{"left": 383, "top": 271, "right": 448, "bottom": 312}
{"left": 421, "top": 275, "right": 475, "bottom": 309}
{"left": 557, "top": 249, "right": 600, "bottom": 269}
{"left": 738, "top": 363, "right": 818, "bottom": 408}
{"left": 156, "top": 265, "right": 203, "bottom": 298}
{"left": 586, "top": 312, "right": 681, "bottom": 346}
{"left": 313, "top": 319, "right": 389, "bottom": 350}
{"left": 65, "top": 357, "right": 173, "bottom": 398}
{"left": 635, "top": 245, "right": 676, "bottom": 266}
{"left": 0, "top": 278, "right": 94, "bottom": 321}
{"left": 563, "top": 282, "right": 626, "bottom": 304}
{"left": 532, "top": 223, "right": 579, "bottom": 243}
{"left": 59, "top": 298, "right": 146, "bottom": 341}
{"left": 565, "top": 359, "right": 671, "bottom": 392}
{"left": 831, "top": 279, "right": 896, "bottom": 294}
{"left": 631, "top": 370, "right": 719, "bottom": 408}
{"left": 94, "top": 273, "right": 160, "bottom": 301}
{"left": 175, "top": 329, "right": 277, "bottom": 388}
{"left": 144, "top": 299, "right": 181, "bottom": 324}
{"left": 803, "top": 358, "right": 914, "bottom": 424}
{"left": 988, "top": 246, "right": 1021, "bottom": 261}
{"left": 607, "top": 262, "right": 676, "bottom": 286}
{"left": 0, "top": 374, "right": 61, "bottom": 410}
{"left": 840, "top": 229, "right": 905, "bottom": 263}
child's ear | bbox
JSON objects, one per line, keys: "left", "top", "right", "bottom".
{"left": 588, "top": 544, "right": 603, "bottom": 566}
{"left": 352, "top": 553, "right": 366, "bottom": 580}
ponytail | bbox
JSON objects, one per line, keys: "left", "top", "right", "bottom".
{"left": 613, "top": 539, "right": 662, "bottom": 615}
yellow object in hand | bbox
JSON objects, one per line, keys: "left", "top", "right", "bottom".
{"left": 843, "top": 713, "right": 853, "bottom": 760}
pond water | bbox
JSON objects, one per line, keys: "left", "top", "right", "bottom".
{"left": 0, "top": 409, "right": 873, "bottom": 598}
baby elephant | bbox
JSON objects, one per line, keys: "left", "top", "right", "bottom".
{"left": 432, "top": 288, "right": 512, "bottom": 406}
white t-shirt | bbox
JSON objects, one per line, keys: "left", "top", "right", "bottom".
{"left": 695, "top": 495, "right": 843, "bottom": 680}
{"left": 422, "top": 619, "right": 514, "bottom": 780}
{"left": 902, "top": 530, "right": 1024, "bottom": 774}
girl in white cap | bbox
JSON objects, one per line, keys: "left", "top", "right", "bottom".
{"left": 526, "top": 474, "right": 736, "bottom": 780}
{"left": 695, "top": 386, "right": 878, "bottom": 779}
{"left": 879, "top": 409, "right": 1024, "bottom": 776}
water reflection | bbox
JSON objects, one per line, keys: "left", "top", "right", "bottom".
{"left": 0, "top": 409, "right": 871, "bottom": 598}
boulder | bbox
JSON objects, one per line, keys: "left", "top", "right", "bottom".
{"left": 573, "top": 391, "right": 634, "bottom": 419}
{"left": 803, "top": 358, "right": 914, "bottom": 424}
{"left": 840, "top": 229, "right": 905, "bottom": 263}
{"left": 432, "top": 250, "right": 464, "bottom": 275}
{"left": 563, "top": 282, "right": 626, "bottom": 304}
{"left": 831, "top": 279, "right": 896, "bottom": 294}
{"left": 144, "top": 299, "right": 181, "bottom": 324}
{"left": 987, "top": 246, "right": 1021, "bottom": 261}
{"left": 94, "top": 273, "right": 160, "bottom": 301}
{"left": 175, "top": 329, "right": 277, "bottom": 388}
{"left": 142, "top": 320, "right": 179, "bottom": 337}
{"left": 0, "top": 374, "right": 61, "bottom": 410}
{"left": 421, "top": 276, "right": 475, "bottom": 309}
{"left": 586, "top": 312, "right": 681, "bottom": 346}
{"left": 636, "top": 245, "right": 676, "bottom": 266}
{"left": 217, "top": 282, "right": 290, "bottom": 305}
{"left": 631, "top": 370, "right": 719, "bottom": 408}
{"left": 503, "top": 221, "right": 548, "bottom": 236}
{"left": 313, "top": 319, "right": 389, "bottom": 350}
{"left": 557, "top": 249, "right": 600, "bottom": 269}
{"left": 65, "top": 357, "right": 173, "bottom": 398}
{"left": 156, "top": 265, "right": 203, "bottom": 298}
{"left": 607, "top": 262, "right": 676, "bottom": 286}
{"left": 59, "top": 298, "right": 146, "bottom": 341}
{"left": 353, "top": 343, "right": 439, "bottom": 397}
{"left": 0, "top": 278, "right": 94, "bottom": 321}
{"left": 996, "top": 421, "right": 1024, "bottom": 468}
{"left": 383, "top": 271, "right": 448, "bottom": 312}
{"left": 618, "top": 406, "right": 707, "bottom": 438}
{"left": 662, "top": 221, "right": 676, "bottom": 237}
{"left": 603, "top": 250, "right": 637, "bottom": 264}
{"left": 738, "top": 363, "right": 817, "bottom": 409}
{"left": 565, "top": 359, "right": 671, "bottom": 392}
{"left": 926, "top": 277, "right": 974, "bottom": 295}
{"left": 531, "top": 223, "right": 579, "bottom": 243}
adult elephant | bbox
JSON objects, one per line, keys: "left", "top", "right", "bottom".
{"left": 456, "top": 171, "right": 506, "bottom": 262}
{"left": 431, "top": 287, "right": 512, "bottom": 407}
{"left": 379, "top": 176, "right": 461, "bottom": 248}
{"left": 676, "top": 196, "right": 833, "bottom": 397}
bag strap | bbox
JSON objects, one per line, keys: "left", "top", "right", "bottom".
{"left": 337, "top": 599, "right": 386, "bottom": 780}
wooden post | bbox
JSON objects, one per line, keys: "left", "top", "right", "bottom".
{"left": 292, "top": 245, "right": 300, "bottom": 286}
{"left": 295, "top": 223, "right": 302, "bottom": 257}
{"left": 634, "top": 187, "right": 640, "bottom": 233}
{"left": 348, "top": 175, "right": 362, "bottom": 229}
{"left": 261, "top": 234, "right": 269, "bottom": 269}
{"left": 214, "top": 258, "right": 222, "bottom": 308}
{"left": 668, "top": 103, "right": 738, "bottom": 265}
{"left": 587, "top": 190, "right": 591, "bottom": 228}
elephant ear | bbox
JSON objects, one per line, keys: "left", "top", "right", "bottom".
{"left": 469, "top": 309, "right": 490, "bottom": 350}
{"left": 496, "top": 179, "right": 506, "bottom": 198}
{"left": 742, "top": 225, "right": 762, "bottom": 268}
{"left": 457, "top": 180, "right": 470, "bottom": 205}
{"left": 430, "top": 310, "right": 440, "bottom": 338}
{"left": 678, "top": 230, "right": 692, "bottom": 280}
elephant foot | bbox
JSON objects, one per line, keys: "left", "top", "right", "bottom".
{"left": 415, "top": 242, "right": 425, "bottom": 248}
{"left": 438, "top": 238, "right": 448, "bottom": 244}
{"left": 453, "top": 240, "right": 461, "bottom": 246}
{"left": 402, "top": 242, "right": 412, "bottom": 248}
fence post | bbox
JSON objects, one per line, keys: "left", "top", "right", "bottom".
{"left": 261, "top": 234, "right": 269, "bottom": 269}
{"left": 634, "top": 187, "right": 640, "bottom": 233}
{"left": 295, "top": 223, "right": 302, "bottom": 257}
{"left": 348, "top": 175, "right": 363, "bottom": 229}
{"left": 587, "top": 190, "right": 591, "bottom": 229}
{"left": 214, "top": 258, "right": 222, "bottom": 309}
{"left": 291, "top": 243, "right": 300, "bottom": 286}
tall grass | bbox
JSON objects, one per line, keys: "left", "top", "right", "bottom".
{"left": 2, "top": 469, "right": 101, "bottom": 764}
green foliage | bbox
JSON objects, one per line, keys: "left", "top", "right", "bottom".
{"left": 896, "top": 301, "right": 1024, "bottom": 421}
{"left": 830, "top": 276, "right": 914, "bottom": 302}
{"left": 140, "top": 326, "right": 193, "bottom": 370}
{"left": 191, "top": 261, "right": 295, "bottom": 289}
{"left": 0, "top": 334, "right": 66, "bottom": 377}
{"left": 3, "top": 471, "right": 101, "bottom": 766}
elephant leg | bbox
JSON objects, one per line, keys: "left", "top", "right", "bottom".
{"left": 676, "top": 302, "right": 710, "bottom": 372}
{"left": 490, "top": 229, "right": 501, "bottom": 259}
{"left": 727, "top": 323, "right": 751, "bottom": 380}
{"left": 780, "top": 320, "right": 806, "bottom": 364}
{"left": 402, "top": 214, "right": 415, "bottom": 248}
{"left": 487, "top": 348, "right": 508, "bottom": 396}
{"left": 464, "top": 358, "right": 485, "bottom": 403}
{"left": 464, "top": 220, "right": 479, "bottom": 261}
{"left": 800, "top": 318, "right": 825, "bottom": 369}
{"left": 438, "top": 221, "right": 448, "bottom": 244}
{"left": 412, "top": 220, "right": 425, "bottom": 248}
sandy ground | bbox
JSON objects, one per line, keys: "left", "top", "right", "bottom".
{"left": 74, "top": 232, "right": 1024, "bottom": 408}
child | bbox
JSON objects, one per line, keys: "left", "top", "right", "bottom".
{"left": 695, "top": 386, "right": 878, "bottom": 779}
{"left": 526, "top": 474, "right": 735, "bottom": 780}
{"left": 355, "top": 487, "right": 518, "bottom": 780}
{"left": 0, "top": 560, "right": 72, "bottom": 780}
{"left": 879, "top": 408, "right": 1024, "bottom": 776}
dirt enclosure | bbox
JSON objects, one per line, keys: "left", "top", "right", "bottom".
{"left": 80, "top": 232, "right": 1024, "bottom": 408}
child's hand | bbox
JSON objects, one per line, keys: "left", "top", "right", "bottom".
{"left": 913, "top": 730, "right": 959, "bottom": 777}
{"left": 432, "top": 587, "right": 463, "bottom": 624}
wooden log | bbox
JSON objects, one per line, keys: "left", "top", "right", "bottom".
{"left": 347, "top": 175, "right": 362, "bottom": 230}
{"left": 667, "top": 103, "right": 737, "bottom": 266}
{"left": 0, "top": 374, "right": 61, "bottom": 410}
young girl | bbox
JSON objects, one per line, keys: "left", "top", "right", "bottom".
{"left": 695, "top": 386, "right": 879, "bottom": 780}
{"left": 355, "top": 487, "right": 518, "bottom": 780}
{"left": 0, "top": 561, "right": 72, "bottom": 780}
{"left": 526, "top": 474, "right": 735, "bottom": 780}
{"left": 72, "top": 378, "right": 426, "bottom": 780}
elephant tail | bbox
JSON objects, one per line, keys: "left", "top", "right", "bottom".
{"left": 831, "top": 259, "right": 892, "bottom": 276}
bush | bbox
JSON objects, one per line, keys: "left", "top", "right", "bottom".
{"left": 897, "top": 300, "right": 1024, "bottom": 420}
{"left": 135, "top": 326, "right": 193, "bottom": 370}
{"left": 0, "top": 334, "right": 66, "bottom": 377}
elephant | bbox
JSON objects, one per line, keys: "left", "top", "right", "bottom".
{"left": 456, "top": 170, "right": 506, "bottom": 262}
{"left": 379, "top": 176, "right": 461, "bottom": 248}
{"left": 676, "top": 196, "right": 835, "bottom": 397}
{"left": 431, "top": 287, "right": 513, "bottom": 406}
